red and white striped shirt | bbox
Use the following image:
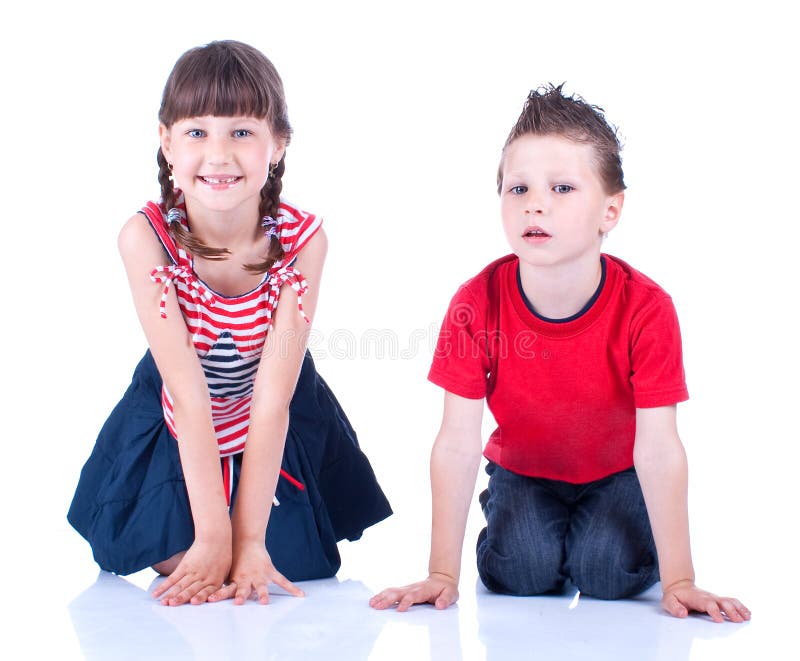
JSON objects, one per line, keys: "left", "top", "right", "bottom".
{"left": 142, "top": 194, "right": 322, "bottom": 457}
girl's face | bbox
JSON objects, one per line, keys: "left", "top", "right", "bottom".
{"left": 159, "top": 115, "right": 285, "bottom": 218}
{"left": 499, "top": 134, "right": 623, "bottom": 270}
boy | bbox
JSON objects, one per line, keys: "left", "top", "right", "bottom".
{"left": 370, "top": 85, "right": 749, "bottom": 622}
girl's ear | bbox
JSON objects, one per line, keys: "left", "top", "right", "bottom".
{"left": 600, "top": 191, "right": 624, "bottom": 235}
{"left": 159, "top": 124, "right": 173, "bottom": 162}
{"left": 273, "top": 139, "right": 287, "bottom": 166}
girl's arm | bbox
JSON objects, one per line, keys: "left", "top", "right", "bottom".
{"left": 634, "top": 406, "right": 750, "bottom": 622}
{"left": 211, "top": 228, "right": 328, "bottom": 605}
{"left": 370, "top": 391, "right": 484, "bottom": 611}
{"left": 118, "top": 214, "right": 231, "bottom": 606}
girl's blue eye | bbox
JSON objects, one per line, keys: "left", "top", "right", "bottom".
{"left": 553, "top": 184, "right": 573, "bottom": 194}
{"left": 233, "top": 129, "right": 252, "bottom": 138}
{"left": 187, "top": 129, "right": 205, "bottom": 138}
{"left": 510, "top": 185, "right": 528, "bottom": 194}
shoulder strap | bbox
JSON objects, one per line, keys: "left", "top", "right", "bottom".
{"left": 276, "top": 200, "right": 322, "bottom": 266}
{"left": 139, "top": 201, "right": 180, "bottom": 265}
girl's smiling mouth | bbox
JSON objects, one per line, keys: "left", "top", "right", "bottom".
{"left": 198, "top": 175, "right": 242, "bottom": 187}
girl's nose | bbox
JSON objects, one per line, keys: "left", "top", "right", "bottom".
{"left": 206, "top": 136, "right": 233, "bottom": 164}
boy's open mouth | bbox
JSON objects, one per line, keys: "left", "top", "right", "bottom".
{"left": 523, "top": 226, "right": 551, "bottom": 238}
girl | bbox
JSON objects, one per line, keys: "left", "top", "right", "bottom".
{"left": 68, "top": 40, "right": 391, "bottom": 607}
{"left": 370, "top": 85, "right": 749, "bottom": 622}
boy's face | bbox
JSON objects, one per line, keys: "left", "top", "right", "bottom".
{"left": 499, "top": 134, "right": 623, "bottom": 270}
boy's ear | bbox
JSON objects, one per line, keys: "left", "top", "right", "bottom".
{"left": 600, "top": 191, "right": 624, "bottom": 234}
{"left": 159, "top": 124, "right": 173, "bottom": 162}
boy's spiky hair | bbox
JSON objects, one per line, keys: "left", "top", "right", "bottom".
{"left": 497, "top": 83, "right": 625, "bottom": 195}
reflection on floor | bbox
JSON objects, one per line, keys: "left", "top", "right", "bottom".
{"left": 65, "top": 564, "right": 761, "bottom": 661}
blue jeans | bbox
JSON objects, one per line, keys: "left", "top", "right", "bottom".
{"left": 476, "top": 463, "right": 658, "bottom": 599}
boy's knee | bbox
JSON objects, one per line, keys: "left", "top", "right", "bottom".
{"left": 476, "top": 527, "right": 565, "bottom": 596}
{"left": 566, "top": 536, "right": 657, "bottom": 600}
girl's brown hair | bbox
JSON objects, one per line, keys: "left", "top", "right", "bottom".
{"left": 157, "top": 40, "right": 292, "bottom": 273}
{"left": 497, "top": 84, "right": 625, "bottom": 195}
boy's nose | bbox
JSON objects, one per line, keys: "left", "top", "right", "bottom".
{"left": 524, "top": 198, "right": 545, "bottom": 214}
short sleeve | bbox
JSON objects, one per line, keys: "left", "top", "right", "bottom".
{"left": 428, "top": 285, "right": 491, "bottom": 399}
{"left": 630, "top": 295, "right": 689, "bottom": 408}
{"left": 277, "top": 201, "right": 322, "bottom": 264}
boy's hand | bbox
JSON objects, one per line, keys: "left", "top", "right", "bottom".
{"left": 208, "top": 540, "right": 305, "bottom": 605}
{"left": 661, "top": 580, "right": 751, "bottom": 623}
{"left": 369, "top": 572, "right": 459, "bottom": 611}
{"left": 152, "top": 539, "right": 232, "bottom": 606}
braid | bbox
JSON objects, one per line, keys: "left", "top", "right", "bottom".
{"left": 156, "top": 148, "right": 230, "bottom": 260}
{"left": 157, "top": 148, "right": 177, "bottom": 211}
{"left": 244, "top": 156, "right": 287, "bottom": 274}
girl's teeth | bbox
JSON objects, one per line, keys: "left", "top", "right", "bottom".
{"left": 204, "top": 176, "right": 237, "bottom": 184}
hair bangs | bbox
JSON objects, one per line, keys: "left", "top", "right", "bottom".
{"left": 158, "top": 41, "right": 284, "bottom": 128}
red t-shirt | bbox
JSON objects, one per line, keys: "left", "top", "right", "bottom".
{"left": 428, "top": 254, "right": 689, "bottom": 483}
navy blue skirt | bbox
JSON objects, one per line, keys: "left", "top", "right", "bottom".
{"left": 67, "top": 350, "right": 392, "bottom": 579}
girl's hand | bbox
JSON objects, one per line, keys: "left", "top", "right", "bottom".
{"left": 152, "top": 538, "right": 232, "bottom": 606}
{"left": 661, "top": 580, "right": 751, "bottom": 623}
{"left": 209, "top": 541, "right": 305, "bottom": 605}
{"left": 369, "top": 572, "right": 459, "bottom": 611}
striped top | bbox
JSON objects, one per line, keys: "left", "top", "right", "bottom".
{"left": 141, "top": 193, "right": 322, "bottom": 457}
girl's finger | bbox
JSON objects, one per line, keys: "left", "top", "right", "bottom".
{"left": 255, "top": 580, "right": 271, "bottom": 605}
{"left": 234, "top": 582, "right": 254, "bottom": 605}
{"left": 168, "top": 580, "right": 205, "bottom": 606}
{"left": 159, "top": 579, "right": 189, "bottom": 604}
{"left": 152, "top": 573, "right": 180, "bottom": 598}
{"left": 271, "top": 570, "right": 304, "bottom": 597}
{"left": 190, "top": 584, "right": 221, "bottom": 605}
{"left": 208, "top": 583, "right": 238, "bottom": 603}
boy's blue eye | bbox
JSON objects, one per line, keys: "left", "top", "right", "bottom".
{"left": 553, "top": 184, "right": 573, "bottom": 194}
{"left": 510, "top": 185, "right": 528, "bottom": 194}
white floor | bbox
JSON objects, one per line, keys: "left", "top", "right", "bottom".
{"left": 12, "top": 508, "right": 787, "bottom": 661}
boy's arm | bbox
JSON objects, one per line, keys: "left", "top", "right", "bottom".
{"left": 370, "top": 390, "right": 484, "bottom": 611}
{"left": 634, "top": 406, "right": 750, "bottom": 623}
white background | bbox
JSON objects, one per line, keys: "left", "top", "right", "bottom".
{"left": 1, "top": 1, "right": 797, "bottom": 658}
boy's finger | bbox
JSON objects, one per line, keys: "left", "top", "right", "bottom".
{"left": 369, "top": 590, "right": 398, "bottom": 609}
{"left": 435, "top": 587, "right": 458, "bottom": 609}
{"left": 397, "top": 592, "right": 417, "bottom": 612}
{"left": 704, "top": 600, "right": 724, "bottom": 623}
{"left": 662, "top": 593, "right": 687, "bottom": 618}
